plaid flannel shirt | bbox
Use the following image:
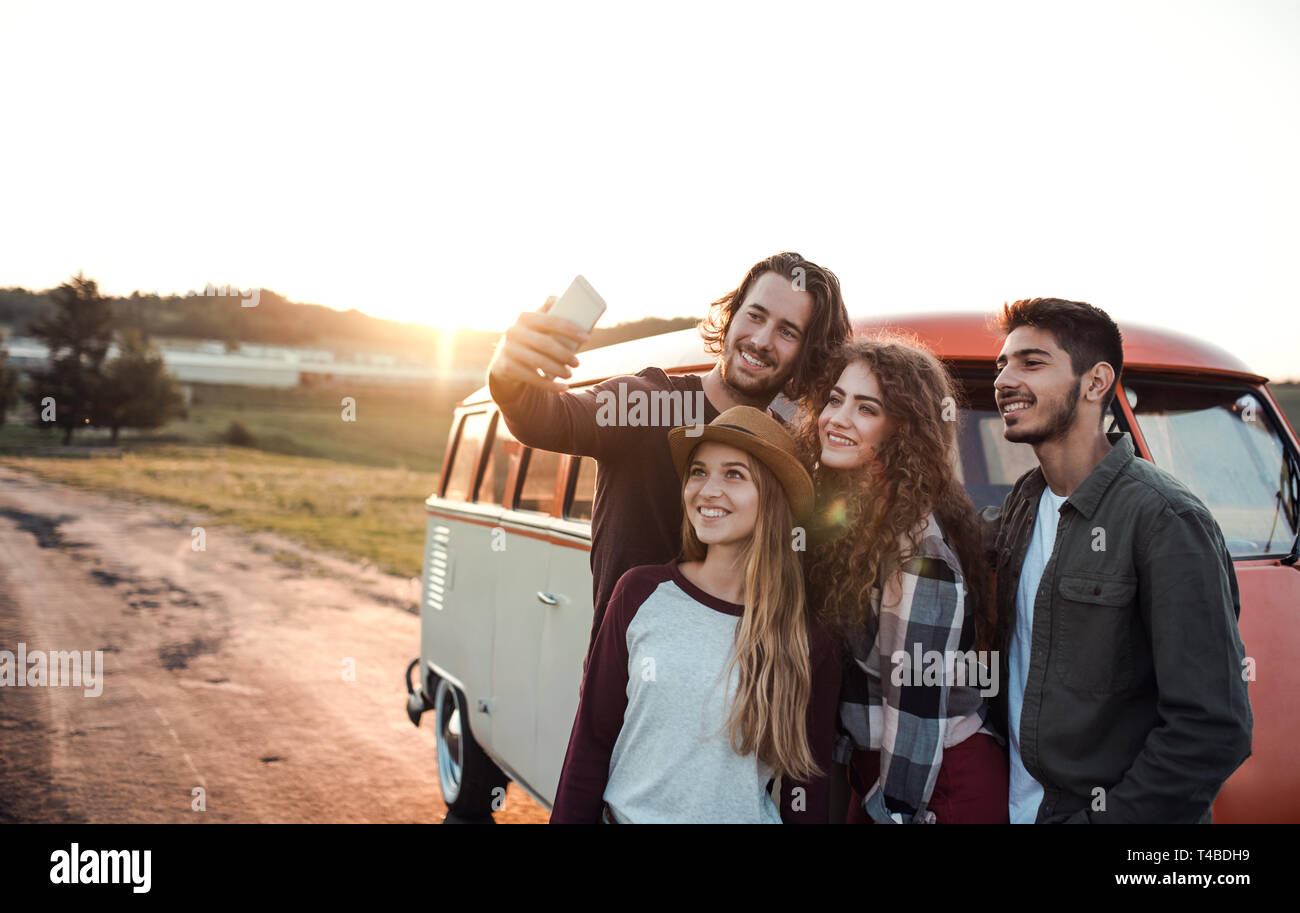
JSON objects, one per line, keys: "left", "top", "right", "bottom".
{"left": 832, "top": 511, "right": 994, "bottom": 823}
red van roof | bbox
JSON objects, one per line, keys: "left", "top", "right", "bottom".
{"left": 857, "top": 312, "right": 1264, "bottom": 381}
{"left": 462, "top": 311, "right": 1266, "bottom": 404}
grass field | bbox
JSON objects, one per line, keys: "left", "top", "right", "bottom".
{"left": 1, "top": 379, "right": 480, "bottom": 472}
{"left": 0, "top": 444, "right": 438, "bottom": 578}
{"left": 176, "top": 381, "right": 480, "bottom": 471}
{"left": 0, "top": 381, "right": 482, "bottom": 577}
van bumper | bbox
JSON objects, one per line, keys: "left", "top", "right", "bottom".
{"left": 404, "top": 657, "right": 435, "bottom": 726}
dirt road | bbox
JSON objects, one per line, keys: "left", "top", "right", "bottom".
{"left": 0, "top": 466, "right": 548, "bottom": 824}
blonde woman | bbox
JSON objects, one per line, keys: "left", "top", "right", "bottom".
{"left": 550, "top": 406, "right": 841, "bottom": 823}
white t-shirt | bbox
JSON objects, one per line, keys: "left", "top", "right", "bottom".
{"left": 1008, "top": 486, "right": 1069, "bottom": 824}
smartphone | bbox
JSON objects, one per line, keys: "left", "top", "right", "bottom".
{"left": 548, "top": 275, "right": 607, "bottom": 351}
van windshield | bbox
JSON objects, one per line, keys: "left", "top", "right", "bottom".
{"left": 1124, "top": 379, "right": 1299, "bottom": 559}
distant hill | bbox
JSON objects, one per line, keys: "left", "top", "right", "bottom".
{"left": 0, "top": 285, "right": 696, "bottom": 368}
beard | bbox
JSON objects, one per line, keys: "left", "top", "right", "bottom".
{"left": 1003, "top": 376, "right": 1083, "bottom": 445}
{"left": 720, "top": 334, "right": 792, "bottom": 402}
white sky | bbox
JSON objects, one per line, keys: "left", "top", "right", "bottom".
{"left": 1, "top": 0, "right": 1297, "bottom": 380}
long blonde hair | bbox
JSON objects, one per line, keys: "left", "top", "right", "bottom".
{"left": 679, "top": 448, "right": 820, "bottom": 781}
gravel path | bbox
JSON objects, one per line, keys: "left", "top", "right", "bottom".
{"left": 0, "top": 466, "right": 548, "bottom": 824}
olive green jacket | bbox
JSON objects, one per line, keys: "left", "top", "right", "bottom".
{"left": 983, "top": 432, "right": 1253, "bottom": 823}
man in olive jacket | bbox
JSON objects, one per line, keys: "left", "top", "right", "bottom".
{"left": 985, "top": 297, "right": 1252, "bottom": 823}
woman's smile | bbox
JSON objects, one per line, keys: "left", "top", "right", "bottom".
{"left": 818, "top": 361, "right": 890, "bottom": 470}
{"left": 683, "top": 441, "right": 759, "bottom": 546}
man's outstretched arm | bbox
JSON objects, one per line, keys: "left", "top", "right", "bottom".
{"left": 486, "top": 300, "right": 607, "bottom": 458}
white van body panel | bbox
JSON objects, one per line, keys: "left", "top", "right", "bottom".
{"left": 531, "top": 527, "right": 596, "bottom": 800}
{"left": 421, "top": 498, "right": 503, "bottom": 750}
{"left": 423, "top": 493, "right": 594, "bottom": 804}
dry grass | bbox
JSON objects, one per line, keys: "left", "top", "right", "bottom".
{"left": 0, "top": 444, "right": 438, "bottom": 578}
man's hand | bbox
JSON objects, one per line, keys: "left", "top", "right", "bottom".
{"left": 488, "top": 297, "right": 591, "bottom": 393}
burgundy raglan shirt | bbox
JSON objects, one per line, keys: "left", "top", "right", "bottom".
{"left": 488, "top": 368, "right": 721, "bottom": 662}
{"left": 549, "top": 562, "right": 842, "bottom": 824}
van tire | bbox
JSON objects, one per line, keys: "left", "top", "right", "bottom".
{"left": 433, "top": 678, "right": 509, "bottom": 819}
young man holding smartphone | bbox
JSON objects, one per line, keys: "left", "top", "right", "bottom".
{"left": 486, "top": 252, "right": 852, "bottom": 662}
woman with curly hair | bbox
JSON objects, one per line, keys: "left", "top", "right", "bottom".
{"left": 793, "top": 336, "right": 1009, "bottom": 824}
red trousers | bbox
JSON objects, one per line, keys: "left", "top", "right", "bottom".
{"left": 845, "top": 732, "right": 1010, "bottom": 824}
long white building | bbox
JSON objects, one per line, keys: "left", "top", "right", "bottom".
{"left": 3, "top": 338, "right": 444, "bottom": 388}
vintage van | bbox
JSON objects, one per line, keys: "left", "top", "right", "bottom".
{"left": 406, "top": 314, "right": 1299, "bottom": 823}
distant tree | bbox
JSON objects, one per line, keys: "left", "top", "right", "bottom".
{"left": 223, "top": 419, "right": 256, "bottom": 447}
{"left": 97, "top": 329, "right": 185, "bottom": 444}
{"left": 28, "top": 272, "right": 114, "bottom": 364}
{"left": 0, "top": 287, "right": 51, "bottom": 328}
{"left": 0, "top": 346, "right": 18, "bottom": 424}
{"left": 25, "top": 273, "right": 114, "bottom": 444}
{"left": 27, "top": 354, "right": 97, "bottom": 443}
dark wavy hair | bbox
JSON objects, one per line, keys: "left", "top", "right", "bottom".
{"left": 792, "top": 335, "right": 993, "bottom": 651}
{"left": 699, "top": 252, "right": 851, "bottom": 402}
{"left": 997, "top": 297, "right": 1124, "bottom": 410}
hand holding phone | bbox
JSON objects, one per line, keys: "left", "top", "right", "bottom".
{"left": 488, "top": 275, "right": 607, "bottom": 393}
{"left": 545, "top": 275, "right": 607, "bottom": 352}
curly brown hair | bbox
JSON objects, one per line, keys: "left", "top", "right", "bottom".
{"left": 792, "top": 335, "right": 993, "bottom": 650}
{"left": 698, "top": 252, "right": 851, "bottom": 402}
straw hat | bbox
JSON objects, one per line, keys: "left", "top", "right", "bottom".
{"left": 668, "top": 406, "right": 814, "bottom": 522}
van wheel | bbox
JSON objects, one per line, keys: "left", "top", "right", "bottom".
{"left": 434, "top": 679, "right": 509, "bottom": 818}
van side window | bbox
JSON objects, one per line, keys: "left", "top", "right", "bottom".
{"left": 566, "top": 457, "right": 597, "bottom": 522}
{"left": 443, "top": 411, "right": 491, "bottom": 501}
{"left": 516, "top": 448, "right": 563, "bottom": 514}
{"left": 478, "top": 417, "right": 518, "bottom": 506}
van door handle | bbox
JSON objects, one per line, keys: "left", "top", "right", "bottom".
{"left": 536, "top": 591, "right": 559, "bottom": 606}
